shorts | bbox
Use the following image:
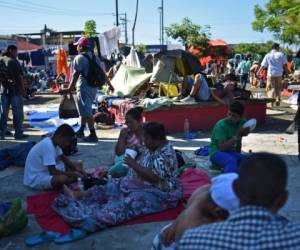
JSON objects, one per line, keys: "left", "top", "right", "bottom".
{"left": 187, "top": 75, "right": 210, "bottom": 101}
{"left": 76, "top": 84, "right": 97, "bottom": 117}
{"left": 28, "top": 162, "right": 65, "bottom": 190}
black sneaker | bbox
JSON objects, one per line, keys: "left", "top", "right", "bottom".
{"left": 5, "top": 131, "right": 13, "bottom": 136}
{"left": 76, "top": 130, "right": 84, "bottom": 139}
{"left": 14, "top": 134, "right": 29, "bottom": 140}
{"left": 83, "top": 134, "right": 98, "bottom": 143}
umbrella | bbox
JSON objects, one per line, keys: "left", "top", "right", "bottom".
{"left": 154, "top": 49, "right": 203, "bottom": 76}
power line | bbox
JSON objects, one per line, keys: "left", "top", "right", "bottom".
{"left": 0, "top": 0, "right": 113, "bottom": 16}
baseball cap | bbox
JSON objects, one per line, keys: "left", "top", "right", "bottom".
{"left": 210, "top": 173, "right": 239, "bottom": 214}
{"left": 74, "top": 37, "right": 89, "bottom": 47}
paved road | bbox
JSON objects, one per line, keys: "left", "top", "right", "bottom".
{"left": 0, "top": 97, "right": 299, "bottom": 250}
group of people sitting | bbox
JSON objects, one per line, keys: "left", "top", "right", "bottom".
{"left": 21, "top": 101, "right": 300, "bottom": 249}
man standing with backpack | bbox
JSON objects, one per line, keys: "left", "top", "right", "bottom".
{"left": 66, "top": 37, "right": 114, "bottom": 142}
{"left": 0, "top": 45, "right": 27, "bottom": 140}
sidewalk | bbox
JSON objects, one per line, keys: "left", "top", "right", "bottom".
{"left": 0, "top": 98, "right": 299, "bottom": 250}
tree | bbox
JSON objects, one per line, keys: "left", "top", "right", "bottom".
{"left": 165, "top": 17, "right": 211, "bottom": 48}
{"left": 252, "top": 0, "right": 300, "bottom": 45}
{"left": 232, "top": 41, "right": 293, "bottom": 61}
{"left": 84, "top": 20, "right": 97, "bottom": 37}
{"left": 136, "top": 44, "right": 147, "bottom": 55}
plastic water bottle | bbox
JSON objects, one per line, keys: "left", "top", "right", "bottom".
{"left": 184, "top": 118, "right": 190, "bottom": 137}
{"left": 106, "top": 175, "right": 116, "bottom": 196}
{"left": 77, "top": 177, "right": 84, "bottom": 191}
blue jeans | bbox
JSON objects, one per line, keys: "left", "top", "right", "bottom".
{"left": 0, "top": 141, "right": 35, "bottom": 170}
{"left": 298, "top": 116, "right": 300, "bottom": 158}
{"left": 0, "top": 94, "right": 24, "bottom": 138}
{"left": 240, "top": 74, "right": 248, "bottom": 89}
{"left": 211, "top": 151, "right": 245, "bottom": 173}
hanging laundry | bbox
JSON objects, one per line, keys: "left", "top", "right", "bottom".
{"left": 56, "top": 48, "right": 68, "bottom": 75}
{"left": 98, "top": 26, "right": 121, "bottom": 58}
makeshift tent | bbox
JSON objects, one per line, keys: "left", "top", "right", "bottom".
{"left": 189, "top": 39, "right": 232, "bottom": 66}
{"left": 125, "top": 47, "right": 141, "bottom": 68}
{"left": 111, "top": 64, "right": 152, "bottom": 97}
{"left": 155, "top": 49, "right": 203, "bottom": 77}
{"left": 151, "top": 56, "right": 177, "bottom": 84}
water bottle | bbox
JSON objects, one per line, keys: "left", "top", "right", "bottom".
{"left": 184, "top": 118, "right": 190, "bottom": 137}
{"left": 77, "top": 177, "right": 84, "bottom": 191}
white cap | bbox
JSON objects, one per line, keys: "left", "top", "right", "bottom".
{"left": 210, "top": 173, "right": 239, "bottom": 214}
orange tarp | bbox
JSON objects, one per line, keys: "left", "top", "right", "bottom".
{"left": 208, "top": 39, "right": 228, "bottom": 47}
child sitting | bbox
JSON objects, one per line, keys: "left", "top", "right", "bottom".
{"left": 23, "top": 124, "right": 86, "bottom": 190}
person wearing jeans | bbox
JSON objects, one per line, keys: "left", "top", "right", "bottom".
{"left": 237, "top": 55, "right": 252, "bottom": 89}
{"left": 0, "top": 45, "right": 27, "bottom": 140}
{"left": 209, "top": 101, "right": 249, "bottom": 173}
{"left": 0, "top": 95, "right": 24, "bottom": 139}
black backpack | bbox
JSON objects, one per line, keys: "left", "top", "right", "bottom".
{"left": 0, "top": 57, "right": 9, "bottom": 87}
{"left": 82, "top": 54, "right": 106, "bottom": 88}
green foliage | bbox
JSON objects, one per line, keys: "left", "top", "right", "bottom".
{"left": 252, "top": 0, "right": 300, "bottom": 45}
{"left": 84, "top": 20, "right": 97, "bottom": 38}
{"left": 233, "top": 42, "right": 273, "bottom": 57}
{"left": 232, "top": 41, "right": 293, "bottom": 61}
{"left": 136, "top": 44, "right": 147, "bottom": 55}
{"left": 165, "top": 17, "right": 211, "bottom": 48}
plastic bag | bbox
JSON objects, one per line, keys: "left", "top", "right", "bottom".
{"left": 59, "top": 94, "right": 79, "bottom": 119}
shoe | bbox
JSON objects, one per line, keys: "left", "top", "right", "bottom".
{"left": 25, "top": 231, "right": 61, "bottom": 247}
{"left": 76, "top": 130, "right": 84, "bottom": 139}
{"left": 5, "top": 131, "right": 13, "bottom": 136}
{"left": 276, "top": 101, "right": 280, "bottom": 106}
{"left": 54, "top": 229, "right": 87, "bottom": 244}
{"left": 14, "top": 134, "right": 29, "bottom": 140}
{"left": 83, "top": 134, "right": 98, "bottom": 143}
{"left": 180, "top": 95, "right": 196, "bottom": 104}
{"left": 172, "top": 95, "right": 184, "bottom": 101}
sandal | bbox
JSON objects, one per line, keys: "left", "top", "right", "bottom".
{"left": 25, "top": 231, "right": 61, "bottom": 246}
{"left": 54, "top": 228, "right": 87, "bottom": 244}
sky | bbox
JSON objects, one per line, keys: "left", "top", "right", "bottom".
{"left": 0, "top": 0, "right": 273, "bottom": 45}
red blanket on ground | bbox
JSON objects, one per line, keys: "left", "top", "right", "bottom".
{"left": 27, "top": 192, "right": 185, "bottom": 235}
{"left": 27, "top": 168, "right": 210, "bottom": 235}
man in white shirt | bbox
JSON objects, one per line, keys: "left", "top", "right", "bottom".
{"left": 24, "top": 124, "right": 86, "bottom": 190}
{"left": 258, "top": 43, "right": 288, "bottom": 106}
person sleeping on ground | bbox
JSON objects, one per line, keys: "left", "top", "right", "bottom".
{"left": 23, "top": 124, "right": 86, "bottom": 190}
{"left": 52, "top": 122, "right": 182, "bottom": 233}
{"left": 152, "top": 173, "right": 239, "bottom": 250}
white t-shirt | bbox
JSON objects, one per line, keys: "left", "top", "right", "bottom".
{"left": 261, "top": 49, "right": 287, "bottom": 77}
{"left": 23, "top": 137, "right": 63, "bottom": 187}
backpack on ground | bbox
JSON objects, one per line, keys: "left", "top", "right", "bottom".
{"left": 82, "top": 54, "right": 106, "bottom": 88}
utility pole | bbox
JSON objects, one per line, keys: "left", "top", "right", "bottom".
{"left": 158, "top": 0, "right": 164, "bottom": 45}
{"left": 120, "top": 13, "right": 128, "bottom": 44}
{"left": 115, "top": 0, "right": 119, "bottom": 26}
{"left": 132, "top": 0, "right": 139, "bottom": 46}
{"left": 158, "top": 6, "right": 162, "bottom": 44}
{"left": 161, "top": 0, "right": 164, "bottom": 45}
